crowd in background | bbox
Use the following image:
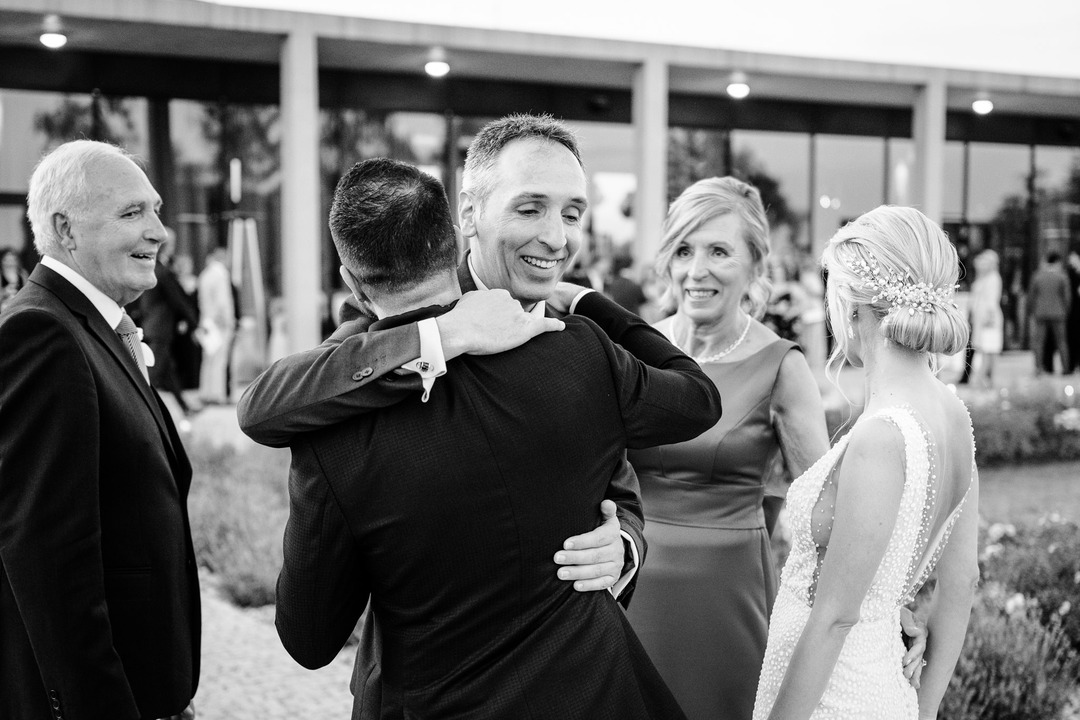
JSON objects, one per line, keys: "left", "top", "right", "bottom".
{"left": 2, "top": 206, "right": 1078, "bottom": 408}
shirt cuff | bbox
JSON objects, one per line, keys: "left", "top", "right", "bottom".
{"left": 568, "top": 288, "right": 596, "bottom": 315}
{"left": 609, "top": 530, "right": 640, "bottom": 599}
{"left": 399, "top": 317, "right": 447, "bottom": 402}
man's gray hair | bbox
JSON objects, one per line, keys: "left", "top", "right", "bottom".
{"left": 27, "top": 140, "right": 134, "bottom": 257}
{"left": 462, "top": 113, "right": 584, "bottom": 206}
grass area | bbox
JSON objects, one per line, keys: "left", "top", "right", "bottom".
{"left": 188, "top": 441, "right": 291, "bottom": 607}
{"left": 978, "top": 460, "right": 1080, "bottom": 524}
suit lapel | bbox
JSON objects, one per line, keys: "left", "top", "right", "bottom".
{"left": 30, "top": 265, "right": 179, "bottom": 462}
{"left": 456, "top": 252, "right": 479, "bottom": 293}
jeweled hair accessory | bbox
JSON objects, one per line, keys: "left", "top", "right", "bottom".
{"left": 850, "top": 253, "right": 957, "bottom": 316}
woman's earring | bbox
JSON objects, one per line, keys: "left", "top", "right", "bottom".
{"left": 847, "top": 325, "right": 854, "bottom": 340}
{"left": 847, "top": 308, "right": 856, "bottom": 339}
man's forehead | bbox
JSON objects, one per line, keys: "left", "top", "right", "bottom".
{"left": 492, "top": 140, "right": 587, "bottom": 200}
{"left": 86, "top": 156, "right": 159, "bottom": 203}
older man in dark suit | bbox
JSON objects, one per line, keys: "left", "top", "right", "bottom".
{"left": 0, "top": 141, "right": 199, "bottom": 720}
{"left": 276, "top": 157, "right": 719, "bottom": 718}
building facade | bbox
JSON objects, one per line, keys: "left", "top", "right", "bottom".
{"left": 1, "top": 0, "right": 1078, "bottom": 353}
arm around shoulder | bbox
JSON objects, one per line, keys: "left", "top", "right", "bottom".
{"left": 589, "top": 316, "right": 721, "bottom": 449}
{"left": 237, "top": 317, "right": 421, "bottom": 447}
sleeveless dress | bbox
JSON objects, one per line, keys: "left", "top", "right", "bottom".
{"left": 753, "top": 405, "right": 974, "bottom": 719}
{"left": 626, "top": 339, "right": 798, "bottom": 720}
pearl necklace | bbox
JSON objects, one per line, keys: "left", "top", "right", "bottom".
{"left": 684, "top": 315, "right": 752, "bottom": 364}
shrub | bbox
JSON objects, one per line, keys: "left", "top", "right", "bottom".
{"left": 824, "top": 377, "right": 1080, "bottom": 466}
{"left": 941, "top": 592, "right": 1079, "bottom": 720}
{"left": 979, "top": 516, "right": 1080, "bottom": 659}
{"left": 187, "top": 440, "right": 291, "bottom": 607}
{"left": 968, "top": 382, "right": 1080, "bottom": 467}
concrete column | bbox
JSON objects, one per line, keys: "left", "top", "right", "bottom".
{"left": 912, "top": 72, "right": 947, "bottom": 223}
{"left": 632, "top": 58, "right": 668, "bottom": 267}
{"left": 280, "top": 26, "right": 322, "bottom": 352}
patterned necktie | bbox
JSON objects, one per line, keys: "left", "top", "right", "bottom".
{"left": 115, "top": 312, "right": 150, "bottom": 384}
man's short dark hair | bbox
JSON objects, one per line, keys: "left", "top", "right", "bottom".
{"left": 329, "top": 158, "right": 458, "bottom": 293}
{"left": 462, "top": 113, "right": 584, "bottom": 204}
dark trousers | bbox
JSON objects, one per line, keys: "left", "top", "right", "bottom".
{"left": 1032, "top": 318, "right": 1070, "bottom": 373}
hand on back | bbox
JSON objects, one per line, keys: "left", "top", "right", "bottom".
{"left": 437, "top": 289, "right": 564, "bottom": 359}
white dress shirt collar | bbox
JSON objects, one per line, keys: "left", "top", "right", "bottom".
{"left": 41, "top": 256, "right": 125, "bottom": 329}
{"left": 467, "top": 253, "right": 547, "bottom": 318}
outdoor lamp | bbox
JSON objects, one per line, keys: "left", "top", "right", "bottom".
{"left": 972, "top": 94, "right": 994, "bottom": 115}
{"left": 726, "top": 71, "right": 750, "bottom": 100}
{"left": 425, "top": 47, "right": 450, "bottom": 78}
{"left": 39, "top": 14, "right": 67, "bottom": 49}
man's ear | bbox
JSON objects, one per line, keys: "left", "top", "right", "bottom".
{"left": 339, "top": 265, "right": 363, "bottom": 301}
{"left": 458, "top": 190, "right": 478, "bottom": 240}
{"left": 52, "top": 212, "right": 76, "bottom": 250}
{"left": 339, "top": 265, "right": 380, "bottom": 317}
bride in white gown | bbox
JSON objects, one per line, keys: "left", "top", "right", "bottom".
{"left": 753, "top": 206, "right": 980, "bottom": 720}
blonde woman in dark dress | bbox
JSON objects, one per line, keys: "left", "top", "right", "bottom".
{"left": 619, "top": 177, "right": 830, "bottom": 719}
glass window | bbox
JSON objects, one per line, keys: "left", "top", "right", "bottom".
{"left": 967, "top": 143, "right": 1031, "bottom": 224}
{"left": 943, "top": 141, "right": 965, "bottom": 222}
{"left": 813, "top": 135, "right": 885, "bottom": 253}
{"left": 170, "top": 99, "right": 223, "bottom": 276}
{"left": 887, "top": 138, "right": 915, "bottom": 206}
{"left": 0, "top": 90, "right": 147, "bottom": 258}
{"left": 729, "top": 129, "right": 811, "bottom": 256}
{"left": 1035, "top": 145, "right": 1080, "bottom": 256}
{"left": 964, "top": 142, "right": 1033, "bottom": 350}
{"left": 0, "top": 206, "right": 31, "bottom": 257}
{"left": 568, "top": 120, "right": 636, "bottom": 265}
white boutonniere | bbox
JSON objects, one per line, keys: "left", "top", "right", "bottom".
{"left": 135, "top": 328, "right": 155, "bottom": 367}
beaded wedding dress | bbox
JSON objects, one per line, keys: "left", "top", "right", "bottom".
{"left": 753, "top": 405, "right": 973, "bottom": 720}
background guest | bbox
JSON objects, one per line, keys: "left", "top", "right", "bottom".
{"left": 968, "top": 249, "right": 1004, "bottom": 387}
{"left": 0, "top": 247, "right": 28, "bottom": 312}
{"left": 171, "top": 253, "right": 202, "bottom": 390}
{"left": 623, "top": 176, "right": 831, "bottom": 720}
{"left": 130, "top": 227, "right": 200, "bottom": 423}
{"left": 1066, "top": 249, "right": 1080, "bottom": 374}
{"left": 197, "top": 245, "right": 235, "bottom": 404}
{"left": 601, "top": 254, "right": 648, "bottom": 315}
{"left": 1029, "top": 250, "right": 1072, "bottom": 374}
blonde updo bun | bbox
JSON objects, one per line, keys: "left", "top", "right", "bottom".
{"left": 823, "top": 206, "right": 969, "bottom": 367}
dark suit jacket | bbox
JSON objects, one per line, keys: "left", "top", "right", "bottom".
{"left": 131, "top": 261, "right": 199, "bottom": 386}
{"left": 1029, "top": 264, "right": 1072, "bottom": 320}
{"left": 0, "top": 264, "right": 200, "bottom": 720}
{"left": 238, "top": 255, "right": 647, "bottom": 589}
{"left": 276, "top": 294, "right": 720, "bottom": 719}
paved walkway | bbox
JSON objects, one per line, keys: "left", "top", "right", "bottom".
{"left": 169, "top": 396, "right": 357, "bottom": 719}
{"left": 194, "top": 570, "right": 356, "bottom": 720}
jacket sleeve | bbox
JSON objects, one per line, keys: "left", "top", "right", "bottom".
{"left": 276, "top": 437, "right": 370, "bottom": 669}
{"left": 236, "top": 316, "right": 423, "bottom": 447}
{"left": 575, "top": 292, "right": 722, "bottom": 448}
{"left": 0, "top": 309, "right": 141, "bottom": 719}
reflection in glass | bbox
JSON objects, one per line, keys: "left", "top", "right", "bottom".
{"left": 730, "top": 130, "right": 810, "bottom": 254}
{"left": 813, "top": 134, "right": 884, "bottom": 254}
